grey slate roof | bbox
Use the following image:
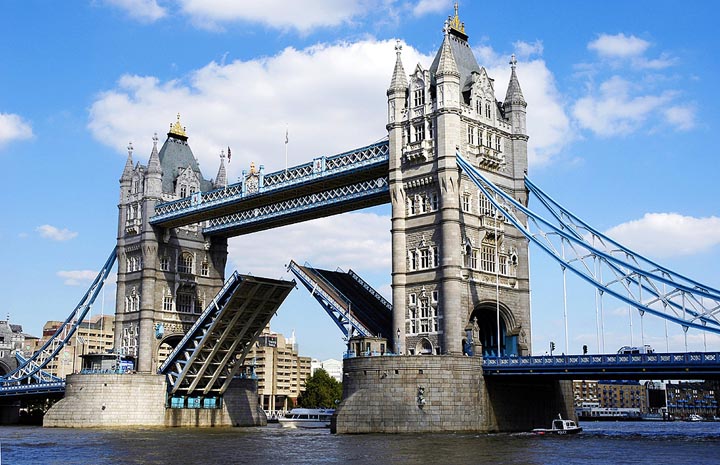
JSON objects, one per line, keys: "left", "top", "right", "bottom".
{"left": 429, "top": 29, "right": 480, "bottom": 92}
{"left": 158, "top": 134, "right": 214, "bottom": 194}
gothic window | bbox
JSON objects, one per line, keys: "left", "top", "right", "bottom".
{"left": 496, "top": 136, "right": 502, "bottom": 151}
{"left": 431, "top": 290, "right": 439, "bottom": 303}
{"left": 409, "top": 293, "right": 417, "bottom": 307}
{"left": 432, "top": 247, "right": 439, "bottom": 268}
{"left": 414, "top": 123, "right": 425, "bottom": 142}
{"left": 404, "top": 127, "right": 411, "bottom": 145}
{"left": 162, "top": 290, "right": 173, "bottom": 311}
{"left": 431, "top": 192, "right": 439, "bottom": 211}
{"left": 467, "top": 125, "right": 475, "bottom": 145}
{"left": 201, "top": 260, "right": 210, "bottom": 277}
{"left": 476, "top": 99, "right": 481, "bottom": 114}
{"left": 409, "top": 250, "right": 418, "bottom": 271}
{"left": 413, "top": 88, "right": 425, "bottom": 107}
{"left": 478, "top": 194, "right": 496, "bottom": 216}
{"left": 177, "top": 291, "right": 194, "bottom": 313}
{"left": 481, "top": 244, "right": 496, "bottom": 273}
{"left": 180, "top": 185, "right": 187, "bottom": 198}
{"left": 462, "top": 193, "right": 471, "bottom": 213}
{"left": 408, "top": 197, "right": 416, "bottom": 216}
{"left": 485, "top": 101, "right": 491, "bottom": 118}
{"left": 125, "top": 288, "right": 140, "bottom": 312}
{"left": 179, "top": 253, "right": 194, "bottom": 274}
{"left": 420, "top": 195, "right": 428, "bottom": 213}
{"left": 132, "top": 179, "right": 139, "bottom": 194}
{"left": 409, "top": 307, "right": 418, "bottom": 333}
{"left": 420, "top": 249, "right": 430, "bottom": 269}
{"left": 428, "top": 120, "right": 434, "bottom": 139}
{"left": 160, "top": 256, "right": 170, "bottom": 271}
{"left": 486, "top": 131, "right": 492, "bottom": 147}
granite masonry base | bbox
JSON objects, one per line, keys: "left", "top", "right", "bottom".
{"left": 43, "top": 373, "right": 266, "bottom": 428}
{"left": 333, "top": 355, "right": 575, "bottom": 434}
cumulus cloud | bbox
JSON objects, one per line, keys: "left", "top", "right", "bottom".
{"left": 413, "top": 0, "right": 453, "bottom": 16}
{"left": 89, "top": 39, "right": 431, "bottom": 178}
{"left": 663, "top": 105, "right": 696, "bottom": 131}
{"left": 477, "top": 43, "right": 571, "bottom": 166}
{"left": 605, "top": 213, "right": 720, "bottom": 258}
{"left": 57, "top": 270, "right": 97, "bottom": 286}
{"left": 36, "top": 225, "right": 78, "bottom": 242}
{"left": 572, "top": 76, "right": 677, "bottom": 136}
{"left": 588, "top": 33, "right": 650, "bottom": 59}
{"left": 177, "top": 0, "right": 376, "bottom": 32}
{"left": 0, "top": 113, "right": 33, "bottom": 148}
{"left": 227, "top": 211, "right": 391, "bottom": 278}
{"left": 104, "top": 0, "right": 166, "bottom": 22}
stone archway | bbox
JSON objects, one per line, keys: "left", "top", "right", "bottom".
{"left": 415, "top": 337, "right": 434, "bottom": 355}
{"left": 470, "top": 302, "right": 519, "bottom": 357}
{"left": 156, "top": 334, "right": 183, "bottom": 370}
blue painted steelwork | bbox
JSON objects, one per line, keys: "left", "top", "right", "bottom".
{"left": 482, "top": 352, "right": 720, "bottom": 379}
{"left": 0, "top": 248, "right": 117, "bottom": 393}
{"left": 151, "top": 140, "right": 389, "bottom": 228}
{"left": 0, "top": 381, "right": 65, "bottom": 396}
{"left": 456, "top": 154, "right": 720, "bottom": 335}
{"left": 204, "top": 176, "right": 389, "bottom": 236}
{"left": 287, "top": 260, "right": 373, "bottom": 339}
{"left": 160, "top": 272, "right": 294, "bottom": 397}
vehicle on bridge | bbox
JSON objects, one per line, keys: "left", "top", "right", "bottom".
{"left": 618, "top": 345, "right": 655, "bottom": 355}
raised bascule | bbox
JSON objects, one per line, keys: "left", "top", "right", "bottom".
{"left": 2, "top": 5, "right": 720, "bottom": 431}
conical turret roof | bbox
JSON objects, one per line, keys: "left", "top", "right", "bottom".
{"left": 504, "top": 55, "right": 526, "bottom": 106}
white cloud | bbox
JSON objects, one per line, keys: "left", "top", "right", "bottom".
{"left": 227, "top": 211, "right": 391, "bottom": 278}
{"left": 177, "top": 0, "right": 375, "bottom": 32}
{"left": 0, "top": 113, "right": 33, "bottom": 148}
{"left": 479, "top": 45, "right": 571, "bottom": 166}
{"left": 89, "top": 39, "right": 431, "bottom": 178}
{"left": 413, "top": 0, "right": 452, "bottom": 16}
{"left": 57, "top": 270, "right": 97, "bottom": 286}
{"left": 664, "top": 105, "right": 696, "bottom": 131}
{"left": 605, "top": 213, "right": 720, "bottom": 258}
{"left": 104, "top": 0, "right": 167, "bottom": 22}
{"left": 513, "top": 40, "right": 544, "bottom": 60}
{"left": 572, "top": 76, "right": 676, "bottom": 136}
{"left": 36, "top": 225, "right": 78, "bottom": 242}
{"left": 588, "top": 33, "right": 650, "bottom": 59}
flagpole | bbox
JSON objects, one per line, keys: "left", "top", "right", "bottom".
{"left": 284, "top": 125, "right": 288, "bottom": 174}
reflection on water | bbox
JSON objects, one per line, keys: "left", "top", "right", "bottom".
{"left": 1, "top": 421, "right": 719, "bottom": 465}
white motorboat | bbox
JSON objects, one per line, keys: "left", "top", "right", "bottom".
{"left": 278, "top": 408, "right": 335, "bottom": 428}
{"left": 532, "top": 415, "right": 583, "bottom": 435}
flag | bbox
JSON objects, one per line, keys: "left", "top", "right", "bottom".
{"left": 285, "top": 128, "right": 288, "bottom": 144}
{"left": 227, "top": 146, "right": 231, "bottom": 163}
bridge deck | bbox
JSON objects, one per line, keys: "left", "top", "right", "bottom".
{"left": 160, "top": 272, "right": 294, "bottom": 397}
{"left": 482, "top": 353, "right": 720, "bottom": 380}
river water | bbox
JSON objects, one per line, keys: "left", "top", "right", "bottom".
{"left": 1, "top": 421, "right": 718, "bottom": 464}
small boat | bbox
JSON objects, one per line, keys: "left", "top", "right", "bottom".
{"left": 278, "top": 408, "right": 334, "bottom": 429}
{"left": 688, "top": 414, "right": 703, "bottom": 422}
{"left": 532, "top": 414, "right": 583, "bottom": 435}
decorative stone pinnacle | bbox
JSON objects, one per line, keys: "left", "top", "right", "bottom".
{"left": 127, "top": 142, "right": 134, "bottom": 156}
{"left": 443, "top": 19, "right": 449, "bottom": 36}
{"left": 220, "top": 149, "right": 226, "bottom": 160}
{"left": 395, "top": 39, "right": 402, "bottom": 54}
{"left": 510, "top": 54, "right": 517, "bottom": 68}
{"left": 152, "top": 132, "right": 158, "bottom": 147}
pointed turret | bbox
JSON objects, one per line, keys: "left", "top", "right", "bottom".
{"left": 214, "top": 150, "right": 227, "bottom": 189}
{"left": 147, "top": 132, "right": 162, "bottom": 175}
{"left": 389, "top": 40, "right": 408, "bottom": 91}
{"left": 504, "top": 54, "right": 526, "bottom": 107}
{"left": 436, "top": 25, "right": 459, "bottom": 78}
{"left": 120, "top": 142, "right": 134, "bottom": 182}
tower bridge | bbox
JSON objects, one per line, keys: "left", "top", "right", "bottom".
{"left": 2, "top": 5, "right": 719, "bottom": 432}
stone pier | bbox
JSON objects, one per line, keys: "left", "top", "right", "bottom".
{"left": 333, "top": 355, "right": 574, "bottom": 433}
{"left": 44, "top": 373, "right": 265, "bottom": 428}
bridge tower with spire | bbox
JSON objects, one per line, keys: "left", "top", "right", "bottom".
{"left": 388, "top": 5, "right": 530, "bottom": 358}
{"left": 115, "top": 115, "right": 229, "bottom": 373}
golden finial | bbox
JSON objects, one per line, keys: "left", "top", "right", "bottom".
{"left": 169, "top": 113, "right": 187, "bottom": 137}
{"left": 448, "top": 2, "right": 465, "bottom": 34}
{"left": 249, "top": 161, "right": 256, "bottom": 174}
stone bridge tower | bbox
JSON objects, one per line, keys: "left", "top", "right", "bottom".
{"left": 115, "top": 116, "right": 228, "bottom": 372}
{"left": 388, "top": 7, "right": 531, "bottom": 358}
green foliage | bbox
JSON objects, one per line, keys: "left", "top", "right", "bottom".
{"left": 297, "top": 368, "right": 342, "bottom": 408}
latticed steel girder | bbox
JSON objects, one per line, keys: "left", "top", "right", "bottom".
{"left": 150, "top": 140, "right": 390, "bottom": 229}
{"left": 456, "top": 154, "right": 720, "bottom": 335}
{"left": 203, "top": 176, "right": 389, "bottom": 236}
{"left": 287, "top": 261, "right": 373, "bottom": 339}
{"left": 0, "top": 248, "right": 117, "bottom": 386}
{"left": 160, "top": 272, "right": 294, "bottom": 397}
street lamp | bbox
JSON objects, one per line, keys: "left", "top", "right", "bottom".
{"left": 396, "top": 328, "right": 401, "bottom": 355}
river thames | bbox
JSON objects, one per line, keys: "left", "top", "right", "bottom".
{"left": 1, "top": 421, "right": 718, "bottom": 464}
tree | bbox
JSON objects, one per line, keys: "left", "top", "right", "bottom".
{"left": 297, "top": 368, "right": 342, "bottom": 408}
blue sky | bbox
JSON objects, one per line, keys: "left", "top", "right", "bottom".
{"left": 2, "top": 0, "right": 719, "bottom": 360}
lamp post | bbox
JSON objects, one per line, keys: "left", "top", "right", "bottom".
{"left": 396, "top": 328, "right": 401, "bottom": 355}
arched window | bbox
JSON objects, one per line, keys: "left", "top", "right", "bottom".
{"left": 179, "top": 253, "right": 194, "bottom": 274}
